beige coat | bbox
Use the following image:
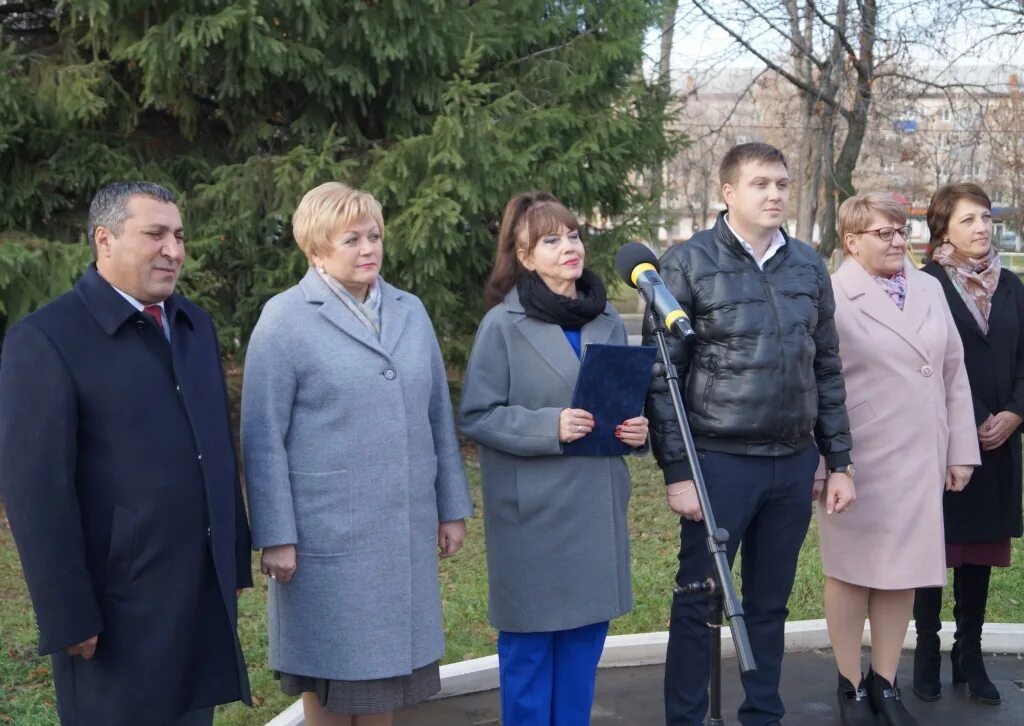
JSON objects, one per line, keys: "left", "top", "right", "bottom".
{"left": 817, "top": 259, "right": 980, "bottom": 589}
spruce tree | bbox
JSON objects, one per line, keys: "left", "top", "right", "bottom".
{"left": 0, "top": 1, "right": 680, "bottom": 358}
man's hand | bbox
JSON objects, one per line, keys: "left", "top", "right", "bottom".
{"left": 812, "top": 478, "right": 826, "bottom": 501}
{"left": 260, "top": 544, "right": 297, "bottom": 583}
{"left": 823, "top": 472, "right": 855, "bottom": 514}
{"left": 438, "top": 520, "right": 467, "bottom": 559}
{"left": 945, "top": 465, "right": 973, "bottom": 492}
{"left": 979, "top": 411, "right": 1023, "bottom": 451}
{"left": 666, "top": 480, "right": 702, "bottom": 521}
{"left": 67, "top": 635, "right": 98, "bottom": 660}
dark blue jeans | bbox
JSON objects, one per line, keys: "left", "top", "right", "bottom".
{"left": 663, "top": 446, "right": 818, "bottom": 726}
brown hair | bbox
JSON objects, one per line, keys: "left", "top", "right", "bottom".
{"left": 292, "top": 182, "right": 384, "bottom": 262}
{"left": 484, "top": 191, "right": 580, "bottom": 308}
{"left": 837, "top": 192, "right": 908, "bottom": 253}
{"left": 926, "top": 183, "right": 992, "bottom": 255}
{"left": 719, "top": 142, "right": 788, "bottom": 187}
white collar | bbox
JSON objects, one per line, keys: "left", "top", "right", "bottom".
{"left": 110, "top": 285, "right": 166, "bottom": 314}
{"left": 724, "top": 214, "right": 786, "bottom": 269}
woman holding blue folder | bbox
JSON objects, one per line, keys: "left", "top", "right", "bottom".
{"left": 460, "top": 191, "right": 648, "bottom": 725}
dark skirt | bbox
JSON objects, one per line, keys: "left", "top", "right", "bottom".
{"left": 276, "top": 660, "right": 440, "bottom": 715}
{"left": 946, "top": 538, "right": 1012, "bottom": 568}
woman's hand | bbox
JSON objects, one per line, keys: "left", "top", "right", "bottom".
{"left": 667, "top": 480, "right": 702, "bottom": 521}
{"left": 823, "top": 472, "right": 855, "bottom": 514}
{"left": 260, "top": 544, "right": 297, "bottom": 583}
{"left": 978, "top": 410, "right": 1023, "bottom": 451}
{"left": 559, "top": 408, "right": 595, "bottom": 443}
{"left": 812, "top": 477, "right": 826, "bottom": 501}
{"left": 616, "top": 416, "right": 649, "bottom": 448}
{"left": 945, "top": 465, "right": 973, "bottom": 492}
{"left": 438, "top": 520, "right": 467, "bottom": 559}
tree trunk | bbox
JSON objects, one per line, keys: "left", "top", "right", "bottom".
{"left": 787, "top": 0, "right": 820, "bottom": 242}
{"left": 648, "top": 0, "right": 679, "bottom": 251}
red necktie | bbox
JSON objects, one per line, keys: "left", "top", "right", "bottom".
{"left": 143, "top": 304, "right": 163, "bottom": 330}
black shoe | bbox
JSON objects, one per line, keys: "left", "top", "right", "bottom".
{"left": 912, "top": 586, "right": 943, "bottom": 701}
{"left": 952, "top": 565, "right": 1002, "bottom": 705}
{"left": 837, "top": 673, "right": 875, "bottom": 726}
{"left": 953, "top": 643, "right": 1001, "bottom": 704}
{"left": 866, "top": 668, "right": 917, "bottom": 726}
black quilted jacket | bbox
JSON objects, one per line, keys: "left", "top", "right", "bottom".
{"left": 643, "top": 212, "right": 852, "bottom": 484}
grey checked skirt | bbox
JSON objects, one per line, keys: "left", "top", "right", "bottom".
{"left": 275, "top": 660, "right": 440, "bottom": 715}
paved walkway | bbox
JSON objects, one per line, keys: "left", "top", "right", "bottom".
{"left": 396, "top": 650, "right": 1024, "bottom": 725}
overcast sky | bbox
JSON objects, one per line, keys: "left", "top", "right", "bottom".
{"left": 646, "top": 2, "right": 1024, "bottom": 79}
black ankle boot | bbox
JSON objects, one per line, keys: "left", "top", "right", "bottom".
{"left": 952, "top": 565, "right": 1001, "bottom": 705}
{"left": 912, "top": 586, "right": 943, "bottom": 701}
{"left": 867, "top": 668, "right": 917, "bottom": 726}
{"left": 837, "top": 673, "right": 875, "bottom": 726}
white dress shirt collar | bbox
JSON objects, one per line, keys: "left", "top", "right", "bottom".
{"left": 724, "top": 214, "right": 787, "bottom": 269}
{"left": 111, "top": 285, "right": 170, "bottom": 340}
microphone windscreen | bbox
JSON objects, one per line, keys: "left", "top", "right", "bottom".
{"left": 614, "top": 242, "right": 659, "bottom": 288}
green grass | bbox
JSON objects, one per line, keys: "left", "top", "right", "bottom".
{"left": 2, "top": 456, "right": 1022, "bottom": 725}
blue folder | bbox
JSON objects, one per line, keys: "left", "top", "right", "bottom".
{"left": 562, "top": 343, "right": 657, "bottom": 457}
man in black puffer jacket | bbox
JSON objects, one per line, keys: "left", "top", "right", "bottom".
{"left": 645, "top": 143, "right": 854, "bottom": 726}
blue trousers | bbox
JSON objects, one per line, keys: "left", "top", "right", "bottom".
{"left": 664, "top": 447, "right": 818, "bottom": 726}
{"left": 498, "top": 621, "right": 609, "bottom": 726}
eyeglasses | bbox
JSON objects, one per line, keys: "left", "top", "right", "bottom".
{"left": 856, "top": 225, "right": 911, "bottom": 242}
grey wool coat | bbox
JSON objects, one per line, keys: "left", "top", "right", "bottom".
{"left": 459, "top": 288, "right": 635, "bottom": 633}
{"left": 241, "top": 269, "right": 473, "bottom": 680}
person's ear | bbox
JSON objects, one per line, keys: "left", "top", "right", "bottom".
{"left": 94, "top": 227, "right": 114, "bottom": 260}
{"left": 516, "top": 245, "right": 535, "bottom": 271}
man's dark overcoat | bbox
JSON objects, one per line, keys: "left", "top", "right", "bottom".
{"left": 0, "top": 265, "right": 252, "bottom": 725}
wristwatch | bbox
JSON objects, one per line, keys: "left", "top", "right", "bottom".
{"left": 830, "top": 463, "right": 855, "bottom": 478}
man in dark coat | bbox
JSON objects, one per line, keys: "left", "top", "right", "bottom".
{"left": 644, "top": 143, "right": 852, "bottom": 726}
{"left": 0, "top": 182, "right": 253, "bottom": 726}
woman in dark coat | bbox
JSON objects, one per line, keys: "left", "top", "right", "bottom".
{"left": 914, "top": 182, "right": 1024, "bottom": 706}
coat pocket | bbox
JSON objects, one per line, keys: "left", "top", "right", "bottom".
{"left": 106, "top": 504, "right": 137, "bottom": 597}
{"left": 290, "top": 469, "right": 353, "bottom": 556}
{"left": 847, "top": 400, "right": 877, "bottom": 432}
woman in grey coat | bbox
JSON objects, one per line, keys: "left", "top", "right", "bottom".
{"left": 460, "top": 192, "right": 648, "bottom": 726}
{"left": 242, "top": 182, "right": 473, "bottom": 726}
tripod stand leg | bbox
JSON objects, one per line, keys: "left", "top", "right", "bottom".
{"left": 708, "top": 591, "right": 725, "bottom": 726}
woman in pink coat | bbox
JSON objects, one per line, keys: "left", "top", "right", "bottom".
{"left": 816, "top": 192, "right": 980, "bottom": 726}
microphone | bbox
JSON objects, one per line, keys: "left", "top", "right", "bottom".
{"left": 615, "top": 242, "right": 696, "bottom": 340}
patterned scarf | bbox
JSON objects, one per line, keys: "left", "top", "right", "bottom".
{"left": 932, "top": 242, "right": 1001, "bottom": 334}
{"left": 871, "top": 268, "right": 908, "bottom": 310}
{"left": 316, "top": 268, "right": 382, "bottom": 337}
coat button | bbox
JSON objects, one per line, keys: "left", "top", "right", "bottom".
{"left": 383, "top": 368, "right": 396, "bottom": 380}
{"left": 175, "top": 383, "right": 182, "bottom": 394}
{"left": 197, "top": 453, "right": 203, "bottom": 462}
{"left": 921, "top": 365, "right": 934, "bottom": 377}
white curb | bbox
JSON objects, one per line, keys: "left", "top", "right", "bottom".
{"left": 265, "top": 620, "right": 1024, "bottom": 725}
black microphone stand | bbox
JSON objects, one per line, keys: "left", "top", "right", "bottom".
{"left": 645, "top": 306, "right": 756, "bottom": 726}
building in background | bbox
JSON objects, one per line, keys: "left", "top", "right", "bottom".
{"left": 660, "top": 65, "right": 1024, "bottom": 255}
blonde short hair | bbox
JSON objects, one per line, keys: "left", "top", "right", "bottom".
{"left": 837, "top": 192, "right": 908, "bottom": 252}
{"left": 292, "top": 182, "right": 384, "bottom": 260}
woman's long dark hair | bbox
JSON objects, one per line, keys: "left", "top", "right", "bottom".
{"left": 484, "top": 191, "right": 580, "bottom": 309}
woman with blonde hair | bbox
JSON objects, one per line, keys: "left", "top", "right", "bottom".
{"left": 816, "top": 192, "right": 979, "bottom": 725}
{"left": 242, "top": 182, "right": 473, "bottom": 725}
